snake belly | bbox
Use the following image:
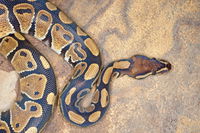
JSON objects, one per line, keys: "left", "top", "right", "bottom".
{"left": 0, "top": 0, "right": 172, "bottom": 132}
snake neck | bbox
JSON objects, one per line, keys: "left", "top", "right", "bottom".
{"left": 60, "top": 55, "right": 171, "bottom": 127}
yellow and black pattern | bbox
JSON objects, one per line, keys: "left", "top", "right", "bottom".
{"left": 0, "top": 34, "right": 57, "bottom": 133}
{"left": 0, "top": 0, "right": 171, "bottom": 132}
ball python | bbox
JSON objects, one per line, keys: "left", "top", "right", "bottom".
{"left": 0, "top": 0, "right": 171, "bottom": 132}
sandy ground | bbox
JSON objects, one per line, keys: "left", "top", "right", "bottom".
{"left": 0, "top": 0, "right": 200, "bottom": 133}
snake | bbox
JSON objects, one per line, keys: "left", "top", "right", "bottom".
{"left": 0, "top": 0, "right": 171, "bottom": 132}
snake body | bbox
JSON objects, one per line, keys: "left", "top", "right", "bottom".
{"left": 0, "top": 33, "right": 56, "bottom": 133}
{"left": 0, "top": 0, "right": 171, "bottom": 132}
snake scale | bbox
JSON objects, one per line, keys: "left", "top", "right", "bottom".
{"left": 0, "top": 0, "right": 171, "bottom": 132}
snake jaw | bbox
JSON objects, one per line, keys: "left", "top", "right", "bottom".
{"left": 127, "top": 55, "right": 171, "bottom": 79}
{"left": 155, "top": 59, "right": 171, "bottom": 74}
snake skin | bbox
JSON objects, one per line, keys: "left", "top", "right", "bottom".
{"left": 0, "top": 0, "right": 171, "bottom": 132}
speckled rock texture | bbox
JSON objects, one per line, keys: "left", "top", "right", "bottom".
{"left": 0, "top": 0, "right": 199, "bottom": 133}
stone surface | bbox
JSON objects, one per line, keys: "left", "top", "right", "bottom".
{"left": 0, "top": 0, "right": 199, "bottom": 133}
{"left": 0, "top": 70, "right": 18, "bottom": 113}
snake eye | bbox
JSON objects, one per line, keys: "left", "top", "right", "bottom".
{"left": 152, "top": 71, "right": 156, "bottom": 75}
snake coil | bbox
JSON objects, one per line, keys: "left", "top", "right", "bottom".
{"left": 0, "top": 0, "right": 171, "bottom": 132}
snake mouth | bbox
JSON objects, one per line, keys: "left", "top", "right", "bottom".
{"left": 155, "top": 59, "right": 171, "bottom": 74}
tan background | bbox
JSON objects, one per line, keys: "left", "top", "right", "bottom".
{"left": 0, "top": 0, "right": 200, "bottom": 133}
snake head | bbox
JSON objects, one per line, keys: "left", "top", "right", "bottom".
{"left": 128, "top": 55, "right": 171, "bottom": 79}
